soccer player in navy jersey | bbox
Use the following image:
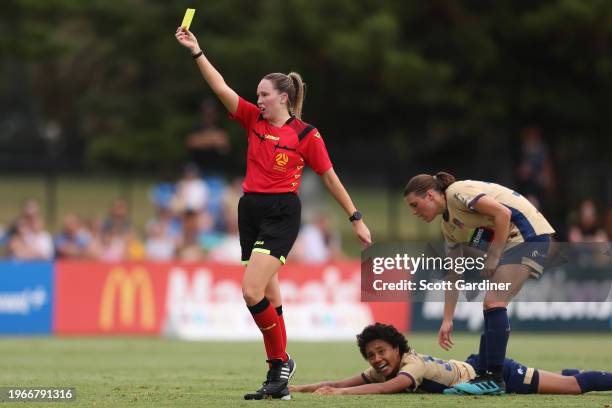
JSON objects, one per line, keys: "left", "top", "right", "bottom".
{"left": 290, "top": 323, "right": 612, "bottom": 396}
{"left": 176, "top": 27, "right": 371, "bottom": 400}
{"left": 403, "top": 172, "right": 555, "bottom": 395}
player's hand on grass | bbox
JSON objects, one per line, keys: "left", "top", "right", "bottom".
{"left": 290, "top": 382, "right": 334, "bottom": 393}
{"left": 175, "top": 27, "right": 200, "bottom": 54}
{"left": 438, "top": 319, "right": 454, "bottom": 350}
{"left": 314, "top": 386, "right": 342, "bottom": 395}
{"left": 288, "top": 384, "right": 311, "bottom": 393}
{"left": 352, "top": 220, "right": 372, "bottom": 247}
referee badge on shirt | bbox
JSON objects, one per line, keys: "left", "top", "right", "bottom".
{"left": 275, "top": 153, "right": 289, "bottom": 166}
{"left": 273, "top": 153, "right": 290, "bottom": 173}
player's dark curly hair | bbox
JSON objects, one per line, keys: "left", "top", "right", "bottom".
{"left": 356, "top": 323, "right": 409, "bottom": 359}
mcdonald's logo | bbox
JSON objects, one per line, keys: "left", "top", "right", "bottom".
{"left": 99, "top": 267, "right": 155, "bottom": 330}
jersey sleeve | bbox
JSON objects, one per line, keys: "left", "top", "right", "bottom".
{"left": 228, "top": 96, "right": 260, "bottom": 132}
{"left": 361, "top": 367, "right": 384, "bottom": 384}
{"left": 397, "top": 359, "right": 425, "bottom": 391}
{"left": 448, "top": 183, "right": 486, "bottom": 212}
{"left": 298, "top": 128, "right": 333, "bottom": 175}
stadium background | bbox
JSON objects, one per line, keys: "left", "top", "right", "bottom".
{"left": 1, "top": 1, "right": 611, "bottom": 406}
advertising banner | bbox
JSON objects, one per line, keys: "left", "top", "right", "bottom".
{"left": 163, "top": 262, "right": 409, "bottom": 340}
{"left": 362, "top": 241, "right": 612, "bottom": 332}
{"left": 54, "top": 261, "right": 409, "bottom": 339}
{"left": 0, "top": 261, "right": 53, "bottom": 335}
{"left": 54, "top": 262, "right": 169, "bottom": 335}
{"left": 411, "top": 301, "right": 612, "bottom": 332}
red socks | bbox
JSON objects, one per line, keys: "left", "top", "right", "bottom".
{"left": 276, "top": 305, "right": 287, "bottom": 350}
{"left": 247, "top": 298, "right": 287, "bottom": 362}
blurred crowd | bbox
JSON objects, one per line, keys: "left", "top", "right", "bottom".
{"left": 0, "top": 166, "right": 343, "bottom": 264}
{"left": 0, "top": 99, "right": 345, "bottom": 264}
{"left": 0, "top": 116, "right": 608, "bottom": 264}
{"left": 0, "top": 171, "right": 607, "bottom": 264}
{"left": 513, "top": 125, "right": 611, "bottom": 244}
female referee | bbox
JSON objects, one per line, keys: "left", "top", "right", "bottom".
{"left": 403, "top": 172, "right": 555, "bottom": 395}
{"left": 175, "top": 27, "right": 372, "bottom": 401}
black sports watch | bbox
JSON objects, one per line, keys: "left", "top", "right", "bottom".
{"left": 349, "top": 211, "right": 362, "bottom": 222}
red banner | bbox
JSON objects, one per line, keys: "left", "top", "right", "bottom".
{"left": 54, "top": 262, "right": 169, "bottom": 334}
{"left": 54, "top": 261, "right": 409, "bottom": 337}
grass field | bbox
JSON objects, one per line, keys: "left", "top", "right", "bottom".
{"left": 1, "top": 333, "right": 611, "bottom": 407}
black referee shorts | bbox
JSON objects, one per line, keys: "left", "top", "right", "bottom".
{"left": 238, "top": 192, "right": 301, "bottom": 265}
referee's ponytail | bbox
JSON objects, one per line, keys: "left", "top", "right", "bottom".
{"left": 404, "top": 171, "right": 456, "bottom": 197}
{"left": 264, "top": 72, "right": 306, "bottom": 119}
{"left": 287, "top": 72, "right": 305, "bottom": 119}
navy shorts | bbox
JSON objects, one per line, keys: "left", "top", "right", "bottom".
{"left": 498, "top": 234, "right": 551, "bottom": 279}
{"left": 465, "top": 354, "right": 539, "bottom": 394}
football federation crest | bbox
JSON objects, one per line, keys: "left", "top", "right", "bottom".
{"left": 275, "top": 153, "right": 289, "bottom": 166}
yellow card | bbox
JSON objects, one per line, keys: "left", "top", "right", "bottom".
{"left": 181, "top": 8, "right": 196, "bottom": 29}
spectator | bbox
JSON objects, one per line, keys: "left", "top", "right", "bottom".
{"left": 146, "top": 203, "right": 181, "bottom": 241}
{"left": 176, "top": 210, "right": 206, "bottom": 261}
{"left": 6, "top": 199, "right": 43, "bottom": 238}
{"left": 290, "top": 209, "right": 344, "bottom": 264}
{"left": 92, "top": 228, "right": 128, "bottom": 262}
{"left": 208, "top": 188, "right": 241, "bottom": 264}
{"left": 515, "top": 125, "right": 555, "bottom": 203}
{"left": 145, "top": 221, "right": 177, "bottom": 261}
{"left": 54, "top": 214, "right": 93, "bottom": 258}
{"left": 8, "top": 215, "right": 53, "bottom": 260}
{"left": 185, "top": 98, "right": 231, "bottom": 175}
{"left": 0, "top": 223, "right": 6, "bottom": 249}
{"left": 568, "top": 199, "right": 608, "bottom": 243}
{"left": 91, "top": 199, "right": 143, "bottom": 261}
{"left": 86, "top": 215, "right": 102, "bottom": 259}
{"left": 172, "top": 163, "right": 211, "bottom": 213}
{"left": 144, "top": 203, "right": 179, "bottom": 261}
{"left": 102, "top": 198, "right": 132, "bottom": 236}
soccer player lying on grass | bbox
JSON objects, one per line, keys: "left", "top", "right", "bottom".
{"left": 290, "top": 323, "right": 612, "bottom": 396}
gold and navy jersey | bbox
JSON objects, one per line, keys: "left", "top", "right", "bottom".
{"left": 362, "top": 349, "right": 476, "bottom": 393}
{"left": 441, "top": 180, "right": 555, "bottom": 249}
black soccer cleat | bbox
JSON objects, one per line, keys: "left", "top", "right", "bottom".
{"left": 286, "top": 353, "right": 297, "bottom": 380}
{"left": 243, "top": 385, "right": 291, "bottom": 401}
{"left": 244, "top": 359, "right": 292, "bottom": 400}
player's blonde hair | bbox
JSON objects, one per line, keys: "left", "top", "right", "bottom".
{"left": 263, "top": 72, "right": 306, "bottom": 119}
{"left": 404, "top": 171, "right": 456, "bottom": 197}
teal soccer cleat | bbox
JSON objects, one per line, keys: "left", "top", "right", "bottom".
{"left": 443, "top": 387, "right": 466, "bottom": 395}
{"left": 452, "top": 373, "right": 506, "bottom": 395}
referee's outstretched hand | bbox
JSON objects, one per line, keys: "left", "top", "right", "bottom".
{"left": 175, "top": 27, "right": 200, "bottom": 53}
{"left": 352, "top": 220, "right": 372, "bottom": 247}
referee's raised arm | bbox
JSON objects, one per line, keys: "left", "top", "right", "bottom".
{"left": 175, "top": 27, "right": 239, "bottom": 114}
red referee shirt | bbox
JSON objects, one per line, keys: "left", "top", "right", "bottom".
{"left": 229, "top": 97, "right": 333, "bottom": 193}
